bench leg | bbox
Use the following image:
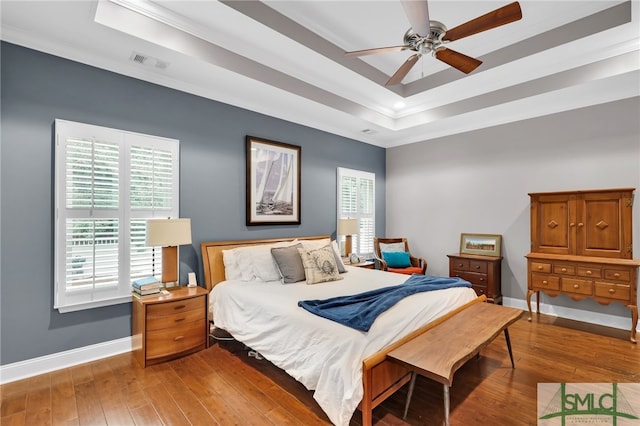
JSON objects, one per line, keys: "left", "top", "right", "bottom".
{"left": 403, "top": 372, "right": 417, "bottom": 420}
{"left": 504, "top": 328, "right": 515, "bottom": 368}
{"left": 443, "top": 384, "right": 450, "bottom": 426}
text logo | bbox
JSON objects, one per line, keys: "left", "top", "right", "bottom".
{"left": 538, "top": 383, "right": 639, "bottom": 425}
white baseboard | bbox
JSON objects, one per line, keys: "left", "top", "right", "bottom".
{"left": 503, "top": 297, "right": 640, "bottom": 332}
{"left": 0, "top": 337, "right": 133, "bottom": 385}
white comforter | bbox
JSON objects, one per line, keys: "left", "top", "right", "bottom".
{"left": 210, "top": 266, "right": 477, "bottom": 425}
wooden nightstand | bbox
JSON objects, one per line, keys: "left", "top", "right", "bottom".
{"left": 132, "top": 286, "right": 209, "bottom": 367}
{"left": 448, "top": 253, "right": 502, "bottom": 304}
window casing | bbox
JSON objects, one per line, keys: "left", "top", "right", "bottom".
{"left": 55, "top": 120, "right": 179, "bottom": 312}
{"left": 337, "top": 167, "right": 375, "bottom": 258}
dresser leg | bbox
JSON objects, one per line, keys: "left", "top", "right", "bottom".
{"left": 629, "top": 305, "right": 637, "bottom": 343}
{"left": 443, "top": 384, "right": 450, "bottom": 426}
{"left": 526, "top": 290, "right": 537, "bottom": 321}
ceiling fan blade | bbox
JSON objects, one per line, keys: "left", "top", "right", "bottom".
{"left": 386, "top": 54, "right": 420, "bottom": 86}
{"left": 443, "top": 1, "right": 522, "bottom": 42}
{"left": 435, "top": 48, "right": 482, "bottom": 74}
{"left": 400, "top": 0, "right": 430, "bottom": 37}
{"left": 345, "top": 45, "right": 409, "bottom": 57}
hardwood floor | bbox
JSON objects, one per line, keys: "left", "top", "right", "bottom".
{"left": 1, "top": 313, "right": 639, "bottom": 425}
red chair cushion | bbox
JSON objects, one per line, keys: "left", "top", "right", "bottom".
{"left": 387, "top": 266, "right": 424, "bottom": 275}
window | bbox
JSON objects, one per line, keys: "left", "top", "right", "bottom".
{"left": 55, "top": 120, "right": 179, "bottom": 312}
{"left": 337, "top": 167, "right": 375, "bottom": 258}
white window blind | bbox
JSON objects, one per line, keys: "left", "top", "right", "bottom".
{"left": 337, "top": 167, "right": 375, "bottom": 257}
{"left": 55, "top": 120, "right": 179, "bottom": 312}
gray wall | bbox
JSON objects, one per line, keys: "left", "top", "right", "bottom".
{"left": 0, "top": 42, "right": 386, "bottom": 365}
{"left": 387, "top": 97, "right": 640, "bottom": 324}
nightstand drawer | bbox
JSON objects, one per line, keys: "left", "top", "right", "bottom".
{"left": 147, "top": 297, "right": 203, "bottom": 317}
{"left": 468, "top": 261, "right": 487, "bottom": 274}
{"left": 457, "top": 271, "right": 488, "bottom": 286}
{"left": 471, "top": 285, "right": 487, "bottom": 297}
{"left": 451, "top": 259, "right": 469, "bottom": 271}
{"left": 146, "top": 318, "right": 207, "bottom": 360}
{"left": 147, "top": 308, "right": 204, "bottom": 331}
{"left": 531, "top": 273, "right": 560, "bottom": 291}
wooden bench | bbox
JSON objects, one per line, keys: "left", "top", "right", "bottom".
{"left": 387, "top": 302, "right": 522, "bottom": 425}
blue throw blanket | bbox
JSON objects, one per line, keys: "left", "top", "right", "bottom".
{"left": 298, "top": 274, "right": 472, "bottom": 332}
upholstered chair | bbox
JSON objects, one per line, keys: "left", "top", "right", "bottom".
{"left": 373, "top": 237, "right": 427, "bottom": 275}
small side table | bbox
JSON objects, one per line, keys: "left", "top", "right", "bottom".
{"left": 348, "top": 260, "right": 376, "bottom": 269}
{"left": 132, "top": 286, "right": 209, "bottom": 367}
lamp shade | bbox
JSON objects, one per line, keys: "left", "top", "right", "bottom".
{"left": 146, "top": 218, "right": 192, "bottom": 247}
{"left": 338, "top": 218, "right": 359, "bottom": 236}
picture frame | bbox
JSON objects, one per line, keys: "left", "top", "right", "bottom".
{"left": 246, "top": 136, "right": 301, "bottom": 225}
{"left": 459, "top": 233, "right": 502, "bottom": 256}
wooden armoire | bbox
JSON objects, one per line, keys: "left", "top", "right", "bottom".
{"left": 525, "top": 188, "right": 640, "bottom": 342}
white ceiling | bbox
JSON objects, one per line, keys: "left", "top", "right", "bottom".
{"left": 2, "top": 0, "right": 639, "bottom": 148}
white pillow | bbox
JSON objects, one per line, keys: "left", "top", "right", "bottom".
{"left": 230, "top": 240, "right": 299, "bottom": 282}
{"left": 379, "top": 242, "right": 406, "bottom": 253}
{"left": 222, "top": 249, "right": 242, "bottom": 281}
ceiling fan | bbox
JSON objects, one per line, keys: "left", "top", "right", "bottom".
{"left": 345, "top": 1, "right": 522, "bottom": 86}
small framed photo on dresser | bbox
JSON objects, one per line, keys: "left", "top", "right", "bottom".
{"left": 459, "top": 233, "right": 502, "bottom": 256}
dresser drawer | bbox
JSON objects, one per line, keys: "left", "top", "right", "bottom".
{"left": 553, "top": 264, "right": 576, "bottom": 275}
{"left": 147, "top": 308, "right": 204, "bottom": 331}
{"left": 457, "top": 271, "right": 488, "bottom": 287}
{"left": 530, "top": 262, "right": 551, "bottom": 273}
{"left": 594, "top": 282, "right": 631, "bottom": 301}
{"left": 577, "top": 267, "right": 601, "bottom": 278}
{"left": 603, "top": 269, "right": 631, "bottom": 282}
{"left": 147, "top": 297, "right": 203, "bottom": 317}
{"left": 471, "top": 285, "right": 487, "bottom": 297}
{"left": 468, "top": 261, "right": 487, "bottom": 274}
{"left": 451, "top": 258, "right": 469, "bottom": 271}
{"left": 146, "top": 318, "right": 207, "bottom": 359}
{"left": 561, "top": 278, "right": 593, "bottom": 296}
{"left": 531, "top": 273, "right": 560, "bottom": 291}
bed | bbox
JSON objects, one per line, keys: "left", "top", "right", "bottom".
{"left": 201, "top": 235, "right": 483, "bottom": 426}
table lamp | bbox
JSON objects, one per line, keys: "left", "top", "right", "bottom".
{"left": 338, "top": 218, "right": 359, "bottom": 260}
{"left": 146, "top": 218, "right": 192, "bottom": 287}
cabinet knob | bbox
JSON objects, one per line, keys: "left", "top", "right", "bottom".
{"left": 561, "top": 268, "right": 567, "bottom": 272}
{"left": 577, "top": 223, "right": 584, "bottom": 227}
{"left": 573, "top": 284, "right": 579, "bottom": 289}
{"left": 613, "top": 273, "right": 621, "bottom": 278}
{"left": 537, "top": 265, "right": 543, "bottom": 270}
{"left": 608, "top": 288, "right": 615, "bottom": 294}
{"left": 569, "top": 222, "right": 575, "bottom": 227}
{"left": 586, "top": 270, "right": 592, "bottom": 275}
{"left": 542, "top": 280, "right": 548, "bottom": 285}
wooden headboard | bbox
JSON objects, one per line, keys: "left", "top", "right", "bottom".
{"left": 200, "top": 235, "right": 331, "bottom": 291}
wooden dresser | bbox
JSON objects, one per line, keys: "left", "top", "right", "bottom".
{"left": 132, "top": 286, "right": 209, "bottom": 367}
{"left": 448, "top": 253, "right": 502, "bottom": 304}
{"left": 525, "top": 188, "right": 639, "bottom": 342}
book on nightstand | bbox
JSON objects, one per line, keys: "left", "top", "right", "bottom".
{"left": 132, "top": 276, "right": 161, "bottom": 290}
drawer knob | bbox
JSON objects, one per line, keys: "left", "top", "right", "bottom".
{"left": 586, "top": 270, "right": 592, "bottom": 275}
{"left": 475, "top": 265, "right": 480, "bottom": 269}
{"left": 480, "top": 277, "right": 485, "bottom": 282}
{"left": 609, "top": 288, "right": 615, "bottom": 294}
{"left": 537, "top": 265, "right": 543, "bottom": 270}
{"left": 573, "top": 284, "right": 579, "bottom": 289}
{"left": 542, "top": 280, "right": 548, "bottom": 285}
{"left": 174, "top": 317, "right": 185, "bottom": 323}
{"left": 174, "top": 304, "right": 186, "bottom": 310}
{"left": 174, "top": 336, "right": 184, "bottom": 342}
{"left": 458, "top": 263, "right": 463, "bottom": 267}
{"left": 577, "top": 222, "right": 584, "bottom": 227}
{"left": 561, "top": 268, "right": 567, "bottom": 272}
{"left": 613, "top": 273, "right": 620, "bottom": 278}
{"left": 569, "top": 222, "right": 575, "bottom": 227}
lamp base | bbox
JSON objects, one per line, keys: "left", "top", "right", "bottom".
{"left": 345, "top": 235, "right": 353, "bottom": 258}
{"left": 161, "top": 245, "right": 178, "bottom": 286}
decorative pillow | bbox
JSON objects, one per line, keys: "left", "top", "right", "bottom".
{"left": 378, "top": 242, "right": 406, "bottom": 253}
{"left": 297, "top": 244, "right": 344, "bottom": 284}
{"left": 331, "top": 240, "right": 347, "bottom": 273}
{"left": 382, "top": 251, "right": 412, "bottom": 268}
{"left": 271, "top": 244, "right": 305, "bottom": 283}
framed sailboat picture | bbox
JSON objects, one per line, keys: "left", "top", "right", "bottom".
{"left": 246, "top": 136, "right": 301, "bottom": 225}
